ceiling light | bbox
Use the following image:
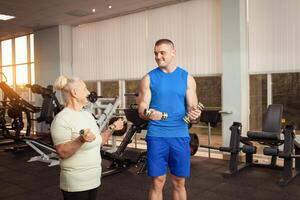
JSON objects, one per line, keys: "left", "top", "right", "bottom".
{"left": 0, "top": 14, "right": 15, "bottom": 21}
{"left": 108, "top": 4, "right": 112, "bottom": 9}
{"left": 65, "top": 10, "right": 93, "bottom": 17}
{"left": 92, "top": 9, "right": 96, "bottom": 13}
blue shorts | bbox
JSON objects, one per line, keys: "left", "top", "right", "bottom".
{"left": 146, "top": 136, "right": 191, "bottom": 177}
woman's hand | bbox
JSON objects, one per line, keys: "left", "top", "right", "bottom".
{"left": 80, "top": 129, "right": 96, "bottom": 142}
{"left": 113, "top": 118, "right": 126, "bottom": 131}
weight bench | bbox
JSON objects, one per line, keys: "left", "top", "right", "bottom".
{"left": 224, "top": 104, "right": 300, "bottom": 186}
{"left": 101, "top": 108, "right": 148, "bottom": 177}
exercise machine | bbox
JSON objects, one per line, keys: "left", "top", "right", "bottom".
{"left": 200, "top": 104, "right": 300, "bottom": 186}
{"left": 26, "top": 84, "right": 63, "bottom": 124}
{"left": 223, "top": 105, "right": 300, "bottom": 186}
{"left": 0, "top": 82, "right": 40, "bottom": 149}
{"left": 101, "top": 108, "right": 148, "bottom": 177}
{"left": 25, "top": 93, "right": 124, "bottom": 167}
{"left": 24, "top": 84, "right": 63, "bottom": 166}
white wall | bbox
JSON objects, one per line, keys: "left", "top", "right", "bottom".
{"left": 59, "top": 25, "right": 73, "bottom": 77}
{"left": 35, "top": 25, "right": 73, "bottom": 86}
{"left": 221, "top": 0, "right": 249, "bottom": 145}
{"left": 72, "top": 0, "right": 221, "bottom": 81}
{"left": 34, "top": 26, "right": 61, "bottom": 86}
{"left": 249, "top": 0, "right": 300, "bottom": 74}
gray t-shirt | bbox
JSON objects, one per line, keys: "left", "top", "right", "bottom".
{"left": 51, "top": 107, "right": 102, "bottom": 192}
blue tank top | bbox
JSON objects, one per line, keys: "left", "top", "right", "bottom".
{"left": 147, "top": 66, "right": 189, "bottom": 137}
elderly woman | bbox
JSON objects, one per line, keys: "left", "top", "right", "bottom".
{"left": 50, "top": 75, "right": 124, "bottom": 200}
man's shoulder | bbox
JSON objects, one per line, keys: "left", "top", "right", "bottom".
{"left": 148, "top": 67, "right": 159, "bottom": 74}
{"left": 177, "top": 66, "right": 188, "bottom": 74}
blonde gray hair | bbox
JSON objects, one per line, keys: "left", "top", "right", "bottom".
{"left": 53, "top": 75, "right": 80, "bottom": 102}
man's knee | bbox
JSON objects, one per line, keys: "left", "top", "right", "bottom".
{"left": 171, "top": 175, "right": 185, "bottom": 190}
{"left": 152, "top": 176, "right": 166, "bottom": 190}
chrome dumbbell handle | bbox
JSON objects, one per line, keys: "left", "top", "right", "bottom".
{"left": 183, "top": 102, "right": 204, "bottom": 124}
{"left": 144, "top": 109, "right": 168, "bottom": 120}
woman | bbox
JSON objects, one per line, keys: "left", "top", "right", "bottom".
{"left": 50, "top": 75, "right": 124, "bottom": 200}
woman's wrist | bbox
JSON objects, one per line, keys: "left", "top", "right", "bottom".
{"left": 108, "top": 124, "right": 116, "bottom": 133}
{"left": 79, "top": 129, "right": 86, "bottom": 143}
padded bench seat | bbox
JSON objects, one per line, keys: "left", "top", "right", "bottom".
{"left": 247, "top": 131, "right": 281, "bottom": 140}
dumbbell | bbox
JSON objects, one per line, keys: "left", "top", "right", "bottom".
{"left": 144, "top": 109, "right": 168, "bottom": 120}
{"left": 108, "top": 117, "right": 128, "bottom": 136}
{"left": 79, "top": 118, "right": 127, "bottom": 137}
{"left": 87, "top": 91, "right": 103, "bottom": 103}
{"left": 79, "top": 129, "right": 88, "bottom": 136}
{"left": 183, "top": 102, "right": 204, "bottom": 125}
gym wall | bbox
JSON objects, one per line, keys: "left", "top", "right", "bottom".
{"left": 249, "top": 0, "right": 300, "bottom": 74}
{"left": 72, "top": 0, "right": 222, "bottom": 81}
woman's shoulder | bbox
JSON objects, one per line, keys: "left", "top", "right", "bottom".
{"left": 51, "top": 108, "right": 72, "bottom": 124}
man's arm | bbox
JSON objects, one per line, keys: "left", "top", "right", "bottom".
{"left": 137, "top": 75, "right": 151, "bottom": 120}
{"left": 186, "top": 75, "right": 201, "bottom": 120}
{"left": 137, "top": 74, "right": 164, "bottom": 120}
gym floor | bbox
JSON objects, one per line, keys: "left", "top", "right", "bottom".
{"left": 0, "top": 149, "right": 299, "bottom": 200}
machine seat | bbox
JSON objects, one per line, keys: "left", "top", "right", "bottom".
{"left": 247, "top": 131, "right": 280, "bottom": 140}
{"left": 247, "top": 104, "right": 283, "bottom": 143}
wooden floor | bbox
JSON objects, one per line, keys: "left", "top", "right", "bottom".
{"left": 0, "top": 149, "right": 300, "bottom": 200}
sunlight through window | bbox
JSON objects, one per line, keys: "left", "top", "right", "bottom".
{"left": 30, "top": 34, "right": 34, "bottom": 62}
{"left": 1, "top": 39, "right": 12, "bottom": 66}
{"left": 16, "top": 64, "right": 28, "bottom": 85}
{"left": 31, "top": 63, "right": 35, "bottom": 84}
{"left": 15, "top": 36, "right": 27, "bottom": 64}
{"left": 1, "top": 34, "right": 34, "bottom": 86}
{"left": 2, "top": 66, "right": 13, "bottom": 85}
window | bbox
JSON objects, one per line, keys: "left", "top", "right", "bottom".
{"left": 1, "top": 66, "right": 13, "bottom": 86}
{"left": 1, "top": 34, "right": 34, "bottom": 86}
{"left": 1, "top": 34, "right": 35, "bottom": 101}
{"left": 15, "top": 36, "right": 27, "bottom": 64}
{"left": 1, "top": 39, "right": 12, "bottom": 66}
{"left": 16, "top": 64, "right": 28, "bottom": 85}
{"left": 125, "top": 80, "right": 140, "bottom": 108}
{"left": 85, "top": 81, "right": 97, "bottom": 93}
{"left": 195, "top": 76, "right": 221, "bottom": 107}
{"left": 193, "top": 76, "right": 222, "bottom": 149}
{"left": 30, "top": 34, "right": 34, "bottom": 62}
{"left": 272, "top": 73, "right": 300, "bottom": 130}
{"left": 249, "top": 73, "right": 300, "bottom": 132}
{"left": 31, "top": 63, "right": 35, "bottom": 84}
{"left": 100, "top": 81, "right": 119, "bottom": 97}
{"left": 249, "top": 74, "right": 268, "bottom": 130}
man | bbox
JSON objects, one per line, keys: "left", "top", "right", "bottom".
{"left": 51, "top": 75, "right": 124, "bottom": 200}
{"left": 138, "top": 39, "right": 201, "bottom": 200}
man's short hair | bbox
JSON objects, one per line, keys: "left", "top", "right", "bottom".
{"left": 155, "top": 39, "right": 174, "bottom": 49}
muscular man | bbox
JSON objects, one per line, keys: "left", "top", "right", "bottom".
{"left": 138, "top": 39, "right": 201, "bottom": 200}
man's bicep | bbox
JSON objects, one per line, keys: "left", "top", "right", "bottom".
{"left": 186, "top": 75, "right": 198, "bottom": 107}
{"left": 138, "top": 75, "right": 151, "bottom": 106}
{"left": 137, "top": 75, "right": 151, "bottom": 118}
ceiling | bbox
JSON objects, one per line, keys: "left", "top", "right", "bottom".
{"left": 0, "top": 0, "right": 188, "bottom": 41}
